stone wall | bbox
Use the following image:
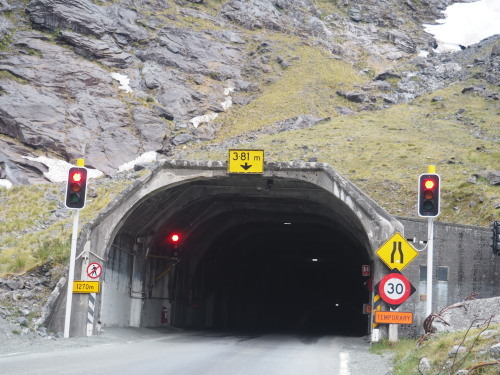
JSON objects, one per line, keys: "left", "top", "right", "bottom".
{"left": 393, "top": 217, "right": 499, "bottom": 337}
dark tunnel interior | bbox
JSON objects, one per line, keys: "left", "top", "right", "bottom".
{"left": 169, "top": 211, "right": 371, "bottom": 337}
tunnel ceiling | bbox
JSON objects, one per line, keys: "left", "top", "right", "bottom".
{"left": 117, "top": 175, "right": 372, "bottom": 263}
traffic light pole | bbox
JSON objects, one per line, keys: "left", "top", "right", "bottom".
{"left": 426, "top": 217, "right": 434, "bottom": 317}
{"left": 64, "top": 208, "right": 80, "bottom": 338}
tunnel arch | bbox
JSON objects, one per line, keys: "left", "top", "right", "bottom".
{"left": 59, "top": 160, "right": 403, "bottom": 337}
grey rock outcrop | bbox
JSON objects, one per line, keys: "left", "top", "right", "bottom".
{"left": 487, "top": 171, "right": 500, "bottom": 186}
{"left": 418, "top": 357, "right": 432, "bottom": 374}
{"left": 432, "top": 296, "right": 500, "bottom": 333}
{"left": 0, "top": 31, "right": 146, "bottom": 174}
{"left": 0, "top": 0, "right": 497, "bottom": 182}
{"left": 137, "top": 26, "right": 245, "bottom": 80}
{"left": 58, "top": 31, "right": 133, "bottom": 68}
{"left": 490, "top": 342, "right": 500, "bottom": 360}
{"left": 26, "top": 0, "right": 149, "bottom": 43}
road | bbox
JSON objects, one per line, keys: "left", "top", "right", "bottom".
{"left": 0, "top": 329, "right": 392, "bottom": 375}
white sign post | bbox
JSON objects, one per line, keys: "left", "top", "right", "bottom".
{"left": 63, "top": 158, "right": 86, "bottom": 338}
{"left": 64, "top": 209, "right": 80, "bottom": 338}
{"left": 426, "top": 217, "right": 435, "bottom": 317}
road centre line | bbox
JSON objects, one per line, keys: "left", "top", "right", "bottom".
{"left": 339, "top": 351, "right": 351, "bottom": 375}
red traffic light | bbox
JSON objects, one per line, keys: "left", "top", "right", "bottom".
{"left": 424, "top": 179, "right": 435, "bottom": 190}
{"left": 418, "top": 173, "right": 440, "bottom": 217}
{"left": 71, "top": 171, "right": 83, "bottom": 182}
{"left": 168, "top": 233, "right": 182, "bottom": 244}
{"left": 65, "top": 167, "right": 88, "bottom": 209}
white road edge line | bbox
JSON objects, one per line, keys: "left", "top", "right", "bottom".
{"left": 339, "top": 351, "right": 351, "bottom": 375}
{"left": 0, "top": 352, "right": 29, "bottom": 357}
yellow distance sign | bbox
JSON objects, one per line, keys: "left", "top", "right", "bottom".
{"left": 376, "top": 232, "right": 419, "bottom": 271}
{"left": 228, "top": 150, "right": 264, "bottom": 174}
{"left": 73, "top": 281, "right": 100, "bottom": 293}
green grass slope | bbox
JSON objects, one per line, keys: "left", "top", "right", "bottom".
{"left": 173, "top": 37, "right": 499, "bottom": 227}
{"left": 372, "top": 323, "right": 500, "bottom": 375}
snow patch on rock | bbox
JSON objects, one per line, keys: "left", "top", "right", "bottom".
{"left": 189, "top": 86, "right": 235, "bottom": 128}
{"left": 424, "top": 0, "right": 500, "bottom": 53}
{"left": 117, "top": 151, "right": 158, "bottom": 172}
{"left": 23, "top": 157, "right": 104, "bottom": 183}
{"left": 0, "top": 179, "right": 13, "bottom": 189}
{"left": 110, "top": 72, "right": 133, "bottom": 93}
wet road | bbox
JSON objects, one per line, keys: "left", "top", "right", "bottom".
{"left": 0, "top": 329, "right": 392, "bottom": 375}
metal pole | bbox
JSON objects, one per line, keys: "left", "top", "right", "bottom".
{"left": 426, "top": 217, "right": 434, "bottom": 317}
{"left": 64, "top": 209, "right": 80, "bottom": 338}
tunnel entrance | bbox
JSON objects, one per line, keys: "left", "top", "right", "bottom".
{"left": 62, "top": 161, "right": 402, "bottom": 338}
{"left": 110, "top": 175, "right": 373, "bottom": 337}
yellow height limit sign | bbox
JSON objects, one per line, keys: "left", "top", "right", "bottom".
{"left": 228, "top": 150, "right": 264, "bottom": 174}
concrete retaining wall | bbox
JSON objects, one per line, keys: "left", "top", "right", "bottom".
{"left": 395, "top": 217, "right": 499, "bottom": 336}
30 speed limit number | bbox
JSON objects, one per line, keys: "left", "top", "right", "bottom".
{"left": 378, "top": 272, "right": 414, "bottom": 308}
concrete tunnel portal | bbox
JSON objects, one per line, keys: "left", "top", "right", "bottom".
{"left": 60, "top": 161, "right": 402, "bottom": 337}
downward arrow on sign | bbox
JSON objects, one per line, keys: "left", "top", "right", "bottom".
{"left": 241, "top": 163, "right": 252, "bottom": 170}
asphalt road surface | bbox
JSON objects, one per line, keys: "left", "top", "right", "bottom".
{"left": 0, "top": 329, "right": 392, "bottom": 375}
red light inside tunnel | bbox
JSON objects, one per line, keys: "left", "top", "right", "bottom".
{"left": 170, "top": 233, "right": 180, "bottom": 243}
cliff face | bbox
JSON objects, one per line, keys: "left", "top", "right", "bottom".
{"left": 0, "top": 0, "right": 497, "bottom": 181}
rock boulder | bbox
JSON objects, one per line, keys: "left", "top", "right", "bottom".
{"left": 432, "top": 296, "right": 500, "bottom": 333}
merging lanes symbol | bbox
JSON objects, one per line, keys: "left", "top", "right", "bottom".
{"left": 376, "top": 232, "right": 419, "bottom": 271}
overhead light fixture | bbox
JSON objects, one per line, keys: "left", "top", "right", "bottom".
{"left": 283, "top": 222, "right": 292, "bottom": 225}
{"left": 312, "top": 258, "right": 318, "bottom": 262}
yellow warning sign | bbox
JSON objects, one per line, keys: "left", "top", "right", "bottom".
{"left": 73, "top": 281, "right": 100, "bottom": 293}
{"left": 228, "top": 150, "right": 264, "bottom": 174}
{"left": 376, "top": 232, "right": 418, "bottom": 271}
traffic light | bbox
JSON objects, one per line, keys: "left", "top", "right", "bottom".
{"left": 418, "top": 173, "right": 440, "bottom": 217}
{"left": 493, "top": 221, "right": 500, "bottom": 256}
{"left": 169, "top": 233, "right": 181, "bottom": 244}
{"left": 65, "top": 167, "right": 88, "bottom": 209}
{"left": 166, "top": 232, "right": 183, "bottom": 256}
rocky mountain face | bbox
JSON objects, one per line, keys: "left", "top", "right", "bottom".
{"left": 1, "top": 0, "right": 497, "bottom": 182}
{"left": 0, "top": 0, "right": 499, "bottom": 344}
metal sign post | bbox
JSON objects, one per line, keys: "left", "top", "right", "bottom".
{"left": 63, "top": 158, "right": 86, "bottom": 338}
{"left": 414, "top": 165, "right": 439, "bottom": 318}
{"left": 426, "top": 217, "right": 434, "bottom": 317}
{"left": 64, "top": 208, "right": 80, "bottom": 338}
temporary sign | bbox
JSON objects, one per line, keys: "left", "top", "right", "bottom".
{"left": 376, "top": 232, "right": 419, "bottom": 271}
{"left": 374, "top": 311, "right": 413, "bottom": 325}
{"left": 376, "top": 270, "right": 415, "bottom": 310}
{"left": 86, "top": 262, "right": 102, "bottom": 279}
{"left": 228, "top": 150, "right": 264, "bottom": 174}
{"left": 73, "top": 281, "right": 100, "bottom": 294}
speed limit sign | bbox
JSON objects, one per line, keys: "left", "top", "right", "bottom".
{"left": 377, "top": 270, "right": 415, "bottom": 309}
